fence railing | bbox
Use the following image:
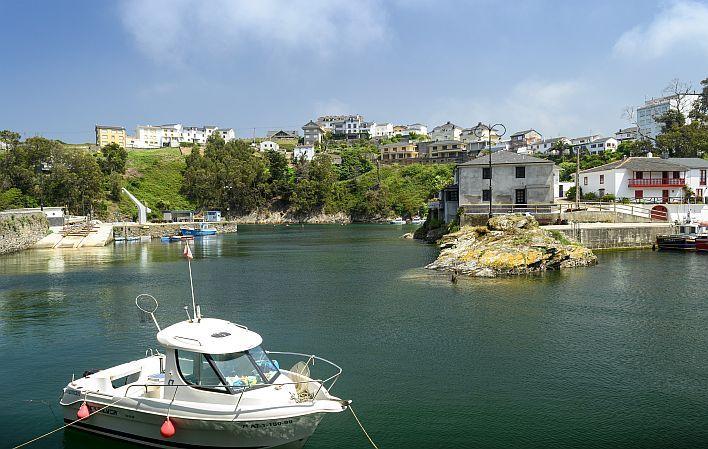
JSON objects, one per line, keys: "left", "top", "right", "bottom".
{"left": 461, "top": 201, "right": 671, "bottom": 221}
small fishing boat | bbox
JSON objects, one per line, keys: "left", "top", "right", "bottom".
{"left": 160, "top": 236, "right": 171, "bottom": 242}
{"left": 656, "top": 222, "right": 708, "bottom": 251}
{"left": 181, "top": 223, "right": 217, "bottom": 236}
{"left": 410, "top": 216, "right": 425, "bottom": 225}
{"left": 59, "top": 243, "right": 348, "bottom": 448}
{"left": 389, "top": 217, "right": 406, "bottom": 225}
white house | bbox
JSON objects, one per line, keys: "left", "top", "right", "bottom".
{"left": 370, "top": 123, "right": 394, "bottom": 138}
{"left": 316, "top": 114, "right": 370, "bottom": 137}
{"left": 259, "top": 140, "right": 280, "bottom": 152}
{"left": 571, "top": 135, "right": 618, "bottom": 154}
{"left": 578, "top": 156, "right": 708, "bottom": 203}
{"left": 405, "top": 123, "right": 428, "bottom": 136}
{"left": 293, "top": 145, "right": 315, "bottom": 162}
{"left": 615, "top": 127, "right": 638, "bottom": 143}
{"left": 528, "top": 137, "right": 571, "bottom": 154}
{"left": 460, "top": 124, "right": 501, "bottom": 145}
{"left": 430, "top": 122, "right": 463, "bottom": 141}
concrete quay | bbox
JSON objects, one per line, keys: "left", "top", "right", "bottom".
{"left": 543, "top": 222, "right": 675, "bottom": 250}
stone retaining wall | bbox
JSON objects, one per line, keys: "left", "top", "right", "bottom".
{"left": 549, "top": 224, "right": 673, "bottom": 250}
{"left": 0, "top": 212, "right": 49, "bottom": 255}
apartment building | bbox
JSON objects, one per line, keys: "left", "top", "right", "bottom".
{"left": 95, "top": 125, "right": 127, "bottom": 147}
{"left": 380, "top": 142, "right": 419, "bottom": 163}
{"left": 636, "top": 95, "right": 692, "bottom": 140}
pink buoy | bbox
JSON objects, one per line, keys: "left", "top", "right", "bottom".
{"left": 160, "top": 417, "right": 176, "bottom": 438}
{"left": 77, "top": 402, "right": 90, "bottom": 419}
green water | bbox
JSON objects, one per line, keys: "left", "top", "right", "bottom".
{"left": 1, "top": 225, "right": 707, "bottom": 448}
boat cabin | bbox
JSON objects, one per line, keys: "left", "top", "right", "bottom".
{"left": 157, "top": 318, "right": 280, "bottom": 395}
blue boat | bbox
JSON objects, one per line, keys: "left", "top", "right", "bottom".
{"left": 180, "top": 223, "right": 217, "bottom": 236}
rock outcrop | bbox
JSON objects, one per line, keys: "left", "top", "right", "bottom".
{"left": 426, "top": 214, "right": 596, "bottom": 277}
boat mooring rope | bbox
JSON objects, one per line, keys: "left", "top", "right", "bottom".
{"left": 349, "top": 405, "right": 380, "bottom": 449}
{"left": 12, "top": 398, "right": 123, "bottom": 449}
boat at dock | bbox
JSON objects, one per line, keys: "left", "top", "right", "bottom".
{"left": 389, "top": 217, "right": 406, "bottom": 225}
{"left": 181, "top": 223, "right": 217, "bottom": 236}
{"left": 59, "top": 243, "right": 348, "bottom": 448}
{"left": 656, "top": 222, "right": 708, "bottom": 251}
{"left": 696, "top": 235, "right": 708, "bottom": 252}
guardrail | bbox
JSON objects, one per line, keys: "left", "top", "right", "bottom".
{"left": 461, "top": 201, "right": 670, "bottom": 221}
{"left": 64, "top": 351, "right": 343, "bottom": 419}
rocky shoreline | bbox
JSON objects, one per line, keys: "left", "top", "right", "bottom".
{"left": 426, "top": 214, "right": 597, "bottom": 277}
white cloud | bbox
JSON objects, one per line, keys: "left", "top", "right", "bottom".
{"left": 426, "top": 79, "right": 590, "bottom": 138}
{"left": 613, "top": 0, "right": 708, "bottom": 60}
{"left": 313, "top": 98, "right": 350, "bottom": 116}
{"left": 119, "top": 0, "right": 387, "bottom": 64}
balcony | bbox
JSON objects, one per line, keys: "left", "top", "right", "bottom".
{"left": 628, "top": 178, "right": 685, "bottom": 187}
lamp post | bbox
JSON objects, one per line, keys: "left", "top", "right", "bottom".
{"left": 36, "top": 161, "right": 52, "bottom": 211}
{"left": 474, "top": 123, "right": 506, "bottom": 218}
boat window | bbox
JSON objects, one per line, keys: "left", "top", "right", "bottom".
{"left": 176, "top": 350, "right": 228, "bottom": 392}
{"left": 211, "top": 352, "right": 266, "bottom": 388}
{"left": 249, "top": 346, "right": 280, "bottom": 382}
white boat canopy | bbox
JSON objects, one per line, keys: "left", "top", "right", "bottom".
{"left": 156, "top": 318, "right": 263, "bottom": 354}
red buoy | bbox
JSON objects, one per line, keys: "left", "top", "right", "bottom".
{"left": 160, "top": 417, "right": 176, "bottom": 438}
{"left": 77, "top": 402, "right": 90, "bottom": 419}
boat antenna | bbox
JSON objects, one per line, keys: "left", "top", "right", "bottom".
{"left": 135, "top": 294, "right": 161, "bottom": 331}
{"left": 183, "top": 240, "right": 199, "bottom": 322}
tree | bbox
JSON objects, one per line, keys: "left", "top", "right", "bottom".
{"left": 655, "top": 120, "right": 708, "bottom": 157}
{"left": 0, "top": 130, "right": 21, "bottom": 149}
{"left": 338, "top": 146, "right": 375, "bottom": 180}
{"left": 100, "top": 142, "right": 128, "bottom": 174}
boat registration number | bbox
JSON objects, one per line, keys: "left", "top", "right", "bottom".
{"left": 242, "top": 419, "right": 293, "bottom": 429}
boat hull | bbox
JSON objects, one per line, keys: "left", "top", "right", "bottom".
{"left": 61, "top": 401, "right": 323, "bottom": 449}
{"left": 696, "top": 236, "right": 708, "bottom": 252}
{"left": 180, "top": 228, "right": 217, "bottom": 236}
{"left": 656, "top": 235, "right": 696, "bottom": 250}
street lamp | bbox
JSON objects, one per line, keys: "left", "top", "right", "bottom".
{"left": 36, "top": 160, "right": 52, "bottom": 211}
{"left": 474, "top": 123, "right": 506, "bottom": 218}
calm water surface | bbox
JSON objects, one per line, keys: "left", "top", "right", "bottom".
{"left": 1, "top": 225, "right": 707, "bottom": 448}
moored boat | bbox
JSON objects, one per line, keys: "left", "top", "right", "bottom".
{"left": 181, "top": 223, "right": 217, "bottom": 236}
{"left": 656, "top": 222, "right": 708, "bottom": 251}
{"left": 59, "top": 243, "right": 348, "bottom": 448}
{"left": 696, "top": 235, "right": 708, "bottom": 252}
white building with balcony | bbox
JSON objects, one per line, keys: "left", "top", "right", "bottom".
{"left": 578, "top": 156, "right": 708, "bottom": 203}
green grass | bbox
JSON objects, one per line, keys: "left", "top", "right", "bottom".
{"left": 119, "top": 148, "right": 194, "bottom": 217}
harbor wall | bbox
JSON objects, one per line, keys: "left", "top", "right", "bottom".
{"left": 462, "top": 211, "right": 652, "bottom": 226}
{"left": 0, "top": 212, "right": 49, "bottom": 255}
{"left": 113, "top": 221, "right": 238, "bottom": 238}
{"left": 544, "top": 223, "right": 674, "bottom": 250}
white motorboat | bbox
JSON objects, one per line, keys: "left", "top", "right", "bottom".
{"left": 59, "top": 245, "right": 349, "bottom": 448}
{"left": 389, "top": 217, "right": 406, "bottom": 225}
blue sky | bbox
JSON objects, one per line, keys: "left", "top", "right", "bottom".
{"left": 1, "top": 0, "right": 707, "bottom": 142}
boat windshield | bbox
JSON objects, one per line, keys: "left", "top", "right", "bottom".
{"left": 176, "top": 347, "right": 280, "bottom": 392}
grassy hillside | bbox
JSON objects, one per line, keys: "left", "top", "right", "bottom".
{"left": 118, "top": 148, "right": 194, "bottom": 218}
